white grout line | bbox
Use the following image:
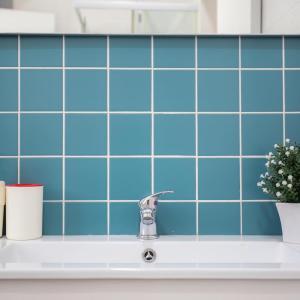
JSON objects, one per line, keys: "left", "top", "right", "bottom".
{"left": 195, "top": 36, "right": 199, "bottom": 235}
{"left": 17, "top": 35, "right": 21, "bottom": 184}
{"left": 238, "top": 36, "right": 243, "bottom": 236}
{"left": 1, "top": 111, "right": 299, "bottom": 115}
{"left": 151, "top": 36, "right": 155, "bottom": 195}
{"left": 106, "top": 36, "right": 111, "bottom": 235}
{"left": 43, "top": 199, "right": 277, "bottom": 203}
{"left": 2, "top": 66, "right": 300, "bottom": 71}
{"left": 0, "top": 155, "right": 268, "bottom": 159}
{"left": 62, "top": 36, "right": 66, "bottom": 235}
{"left": 282, "top": 36, "right": 286, "bottom": 144}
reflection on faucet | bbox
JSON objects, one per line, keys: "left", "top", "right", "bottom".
{"left": 138, "top": 191, "right": 174, "bottom": 240}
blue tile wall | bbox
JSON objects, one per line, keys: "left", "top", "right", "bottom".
{"left": 0, "top": 35, "right": 299, "bottom": 236}
{"left": 21, "top": 70, "right": 63, "bottom": 111}
{"left": 110, "top": 70, "right": 150, "bottom": 111}
{"left": 0, "top": 36, "right": 18, "bottom": 66}
{"left": 198, "top": 71, "right": 239, "bottom": 112}
{"left": 0, "top": 70, "right": 18, "bottom": 111}
{"left": 66, "top": 70, "right": 107, "bottom": 111}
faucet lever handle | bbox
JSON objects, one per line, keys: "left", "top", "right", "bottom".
{"left": 139, "top": 190, "right": 174, "bottom": 210}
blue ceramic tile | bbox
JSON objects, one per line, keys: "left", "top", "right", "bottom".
{"left": 198, "top": 115, "right": 239, "bottom": 156}
{"left": 199, "top": 203, "right": 240, "bottom": 235}
{"left": 43, "top": 203, "right": 62, "bottom": 235}
{"left": 21, "top": 36, "right": 62, "bottom": 67}
{"left": 65, "top": 36, "right": 106, "bottom": 67}
{"left": 65, "top": 158, "right": 106, "bottom": 200}
{"left": 0, "top": 114, "right": 17, "bottom": 155}
{"left": 241, "top": 37, "right": 282, "bottom": 68}
{"left": 285, "top": 37, "right": 300, "bottom": 68}
{"left": 155, "top": 115, "right": 195, "bottom": 155}
{"left": 21, "top": 70, "right": 62, "bottom": 111}
{"left": 285, "top": 71, "right": 300, "bottom": 111}
{"left": 242, "top": 115, "right": 283, "bottom": 155}
{"left": 110, "top": 114, "right": 151, "bottom": 155}
{"left": 154, "top": 37, "right": 195, "bottom": 68}
{"left": 110, "top": 158, "right": 151, "bottom": 200}
{"left": 242, "top": 158, "right": 272, "bottom": 200}
{"left": 66, "top": 70, "right": 106, "bottom": 111}
{"left": 110, "top": 70, "right": 150, "bottom": 111}
{"left": 198, "top": 71, "right": 239, "bottom": 112}
{"left": 0, "top": 158, "right": 18, "bottom": 184}
{"left": 157, "top": 203, "right": 196, "bottom": 235}
{"left": 110, "top": 36, "right": 150, "bottom": 67}
{"left": 21, "top": 114, "right": 62, "bottom": 155}
{"left": 0, "top": 36, "right": 17, "bottom": 66}
{"left": 198, "top": 37, "right": 238, "bottom": 68}
{"left": 242, "top": 71, "right": 282, "bottom": 112}
{"left": 286, "top": 115, "right": 300, "bottom": 142}
{"left": 199, "top": 159, "right": 240, "bottom": 200}
{"left": 0, "top": 70, "right": 18, "bottom": 111}
{"left": 20, "top": 158, "right": 62, "bottom": 201}
{"left": 65, "top": 203, "right": 107, "bottom": 235}
{"left": 110, "top": 202, "right": 139, "bottom": 234}
{"left": 66, "top": 114, "right": 106, "bottom": 155}
{"left": 155, "top": 158, "right": 196, "bottom": 200}
{"left": 243, "top": 202, "right": 281, "bottom": 235}
{"left": 154, "top": 71, "right": 195, "bottom": 112}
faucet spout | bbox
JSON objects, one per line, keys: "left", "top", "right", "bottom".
{"left": 138, "top": 191, "right": 174, "bottom": 240}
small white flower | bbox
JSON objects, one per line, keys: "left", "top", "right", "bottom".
{"left": 271, "top": 160, "right": 276, "bottom": 164}
{"left": 285, "top": 151, "right": 290, "bottom": 156}
{"left": 269, "top": 152, "right": 273, "bottom": 156}
{"left": 286, "top": 138, "right": 290, "bottom": 143}
{"left": 276, "top": 183, "right": 281, "bottom": 187}
{"left": 278, "top": 169, "right": 284, "bottom": 175}
{"left": 282, "top": 180, "right": 287, "bottom": 186}
{"left": 265, "top": 172, "right": 269, "bottom": 176}
{"left": 260, "top": 174, "right": 265, "bottom": 179}
{"left": 274, "top": 144, "right": 279, "bottom": 149}
{"left": 257, "top": 182, "right": 262, "bottom": 187}
{"left": 263, "top": 188, "right": 269, "bottom": 193}
{"left": 265, "top": 162, "right": 270, "bottom": 167}
{"left": 261, "top": 181, "right": 265, "bottom": 185}
{"left": 276, "top": 192, "right": 282, "bottom": 197}
{"left": 290, "top": 146, "right": 295, "bottom": 151}
{"left": 288, "top": 175, "right": 293, "bottom": 181}
{"left": 288, "top": 184, "right": 293, "bottom": 189}
{"left": 279, "top": 161, "right": 284, "bottom": 166}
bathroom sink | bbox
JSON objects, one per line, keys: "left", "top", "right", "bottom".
{"left": 0, "top": 236, "right": 300, "bottom": 279}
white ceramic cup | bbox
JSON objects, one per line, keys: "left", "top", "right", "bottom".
{"left": 6, "top": 184, "right": 43, "bottom": 240}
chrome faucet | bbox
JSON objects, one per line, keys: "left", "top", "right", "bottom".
{"left": 138, "top": 191, "right": 174, "bottom": 240}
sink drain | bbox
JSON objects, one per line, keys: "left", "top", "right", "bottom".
{"left": 142, "top": 248, "right": 156, "bottom": 263}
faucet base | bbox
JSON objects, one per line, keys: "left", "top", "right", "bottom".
{"left": 137, "top": 234, "right": 159, "bottom": 240}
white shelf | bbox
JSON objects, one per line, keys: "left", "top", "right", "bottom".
{"left": 73, "top": 0, "right": 199, "bottom": 12}
{"left": 0, "top": 8, "right": 55, "bottom": 33}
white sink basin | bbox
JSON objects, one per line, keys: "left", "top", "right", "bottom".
{"left": 1, "top": 236, "right": 300, "bottom": 279}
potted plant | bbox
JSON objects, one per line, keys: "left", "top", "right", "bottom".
{"left": 258, "top": 139, "right": 300, "bottom": 243}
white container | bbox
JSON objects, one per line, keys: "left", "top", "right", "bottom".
{"left": 0, "top": 181, "right": 5, "bottom": 237}
{"left": 276, "top": 202, "right": 300, "bottom": 244}
{"left": 6, "top": 184, "right": 43, "bottom": 241}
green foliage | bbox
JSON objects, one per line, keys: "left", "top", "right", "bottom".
{"left": 258, "top": 139, "right": 300, "bottom": 203}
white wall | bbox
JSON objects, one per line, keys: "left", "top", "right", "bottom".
{"left": 13, "top": 0, "right": 81, "bottom": 32}
{"left": 217, "top": 0, "right": 261, "bottom": 34}
{"left": 11, "top": 0, "right": 300, "bottom": 34}
{"left": 13, "top": 0, "right": 201, "bottom": 34}
{"left": 262, "top": 0, "right": 300, "bottom": 34}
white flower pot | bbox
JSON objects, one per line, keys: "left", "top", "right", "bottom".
{"left": 276, "top": 203, "right": 300, "bottom": 244}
